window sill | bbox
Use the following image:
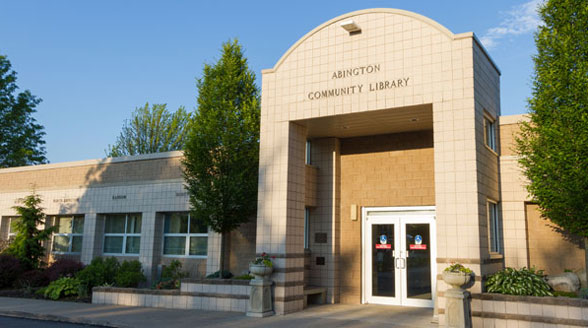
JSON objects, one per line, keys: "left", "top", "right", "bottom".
{"left": 489, "top": 252, "right": 503, "bottom": 260}
{"left": 484, "top": 144, "right": 499, "bottom": 157}
{"left": 103, "top": 253, "right": 140, "bottom": 256}
{"left": 162, "top": 254, "right": 207, "bottom": 259}
{"left": 52, "top": 252, "right": 81, "bottom": 255}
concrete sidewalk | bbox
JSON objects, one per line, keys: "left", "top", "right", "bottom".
{"left": 0, "top": 297, "right": 437, "bottom": 328}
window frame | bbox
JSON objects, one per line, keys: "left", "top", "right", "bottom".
{"left": 103, "top": 213, "right": 142, "bottom": 256}
{"left": 304, "top": 208, "right": 310, "bottom": 249}
{"left": 7, "top": 216, "right": 19, "bottom": 241}
{"left": 162, "top": 212, "right": 208, "bottom": 259}
{"left": 51, "top": 215, "right": 84, "bottom": 254}
{"left": 483, "top": 113, "right": 497, "bottom": 153}
{"left": 487, "top": 200, "right": 502, "bottom": 254}
{"left": 305, "top": 140, "right": 312, "bottom": 165}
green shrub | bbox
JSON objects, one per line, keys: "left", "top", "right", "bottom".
{"left": 155, "top": 260, "right": 188, "bottom": 289}
{"left": 40, "top": 277, "right": 81, "bottom": 300}
{"left": 553, "top": 291, "right": 578, "bottom": 298}
{"left": 444, "top": 263, "right": 472, "bottom": 274}
{"left": 76, "top": 257, "right": 120, "bottom": 295}
{"left": 161, "top": 260, "right": 189, "bottom": 280}
{"left": 206, "top": 270, "right": 233, "bottom": 279}
{"left": 115, "top": 260, "right": 146, "bottom": 288}
{"left": 485, "top": 267, "right": 553, "bottom": 296}
{"left": 233, "top": 274, "right": 254, "bottom": 280}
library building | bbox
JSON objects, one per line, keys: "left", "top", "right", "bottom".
{"left": 0, "top": 8, "right": 584, "bottom": 316}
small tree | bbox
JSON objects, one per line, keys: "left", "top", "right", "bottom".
{"left": 0, "top": 54, "right": 47, "bottom": 167}
{"left": 3, "top": 193, "right": 55, "bottom": 269}
{"left": 516, "top": 0, "right": 588, "bottom": 274}
{"left": 106, "top": 103, "right": 191, "bottom": 157}
{"left": 183, "top": 39, "right": 260, "bottom": 275}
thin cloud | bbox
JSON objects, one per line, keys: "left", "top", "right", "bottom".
{"left": 480, "top": 0, "right": 543, "bottom": 50}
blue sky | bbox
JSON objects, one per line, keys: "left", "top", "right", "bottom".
{"left": 0, "top": 0, "right": 541, "bottom": 163}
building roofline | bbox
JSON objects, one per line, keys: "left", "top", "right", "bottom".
{"left": 0, "top": 150, "right": 184, "bottom": 174}
{"left": 261, "top": 8, "right": 500, "bottom": 76}
{"left": 499, "top": 114, "right": 529, "bottom": 125}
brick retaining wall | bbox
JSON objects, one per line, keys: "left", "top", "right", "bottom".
{"left": 92, "top": 279, "right": 251, "bottom": 312}
{"left": 471, "top": 293, "right": 588, "bottom": 327}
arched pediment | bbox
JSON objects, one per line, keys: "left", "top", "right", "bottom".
{"left": 266, "top": 8, "right": 456, "bottom": 73}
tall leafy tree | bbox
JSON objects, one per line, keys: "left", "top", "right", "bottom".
{"left": 516, "top": 0, "right": 588, "bottom": 274}
{"left": 3, "top": 193, "right": 55, "bottom": 270}
{"left": 106, "top": 103, "right": 191, "bottom": 157}
{"left": 0, "top": 54, "right": 47, "bottom": 167}
{"left": 183, "top": 39, "right": 260, "bottom": 275}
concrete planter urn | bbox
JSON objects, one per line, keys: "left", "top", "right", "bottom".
{"left": 247, "top": 253, "right": 275, "bottom": 317}
{"left": 249, "top": 264, "right": 273, "bottom": 281}
{"left": 442, "top": 271, "right": 472, "bottom": 289}
{"left": 442, "top": 264, "right": 474, "bottom": 328}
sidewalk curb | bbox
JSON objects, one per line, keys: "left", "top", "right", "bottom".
{"left": 0, "top": 310, "right": 129, "bottom": 327}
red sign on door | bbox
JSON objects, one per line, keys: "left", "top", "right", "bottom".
{"left": 376, "top": 244, "right": 391, "bottom": 249}
{"left": 410, "top": 244, "right": 427, "bottom": 250}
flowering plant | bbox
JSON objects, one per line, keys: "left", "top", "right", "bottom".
{"left": 444, "top": 263, "right": 472, "bottom": 274}
{"left": 251, "top": 252, "right": 274, "bottom": 268}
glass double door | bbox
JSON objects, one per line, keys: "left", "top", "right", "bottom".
{"left": 363, "top": 213, "right": 436, "bottom": 307}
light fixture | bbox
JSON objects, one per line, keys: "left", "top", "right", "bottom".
{"left": 340, "top": 20, "right": 361, "bottom": 34}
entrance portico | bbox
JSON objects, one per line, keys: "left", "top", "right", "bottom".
{"left": 255, "top": 8, "right": 501, "bottom": 319}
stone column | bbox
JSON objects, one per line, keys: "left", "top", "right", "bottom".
{"left": 139, "top": 211, "right": 161, "bottom": 284}
{"left": 256, "top": 121, "right": 307, "bottom": 314}
{"left": 81, "top": 213, "right": 102, "bottom": 264}
{"left": 308, "top": 138, "right": 340, "bottom": 303}
{"left": 444, "top": 282, "right": 472, "bottom": 328}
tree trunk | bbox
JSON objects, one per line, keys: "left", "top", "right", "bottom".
{"left": 584, "top": 237, "right": 588, "bottom": 286}
{"left": 219, "top": 231, "right": 229, "bottom": 277}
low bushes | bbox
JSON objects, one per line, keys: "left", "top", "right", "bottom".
{"left": 17, "top": 270, "right": 50, "bottom": 288}
{"left": 77, "top": 257, "right": 120, "bottom": 295}
{"left": 77, "top": 257, "right": 146, "bottom": 296}
{"left": 0, "top": 255, "right": 24, "bottom": 288}
{"left": 206, "top": 270, "right": 233, "bottom": 279}
{"left": 115, "top": 260, "right": 146, "bottom": 288}
{"left": 1, "top": 255, "right": 146, "bottom": 301}
{"left": 154, "top": 260, "right": 188, "bottom": 289}
{"left": 485, "top": 267, "right": 553, "bottom": 297}
{"left": 39, "top": 277, "right": 81, "bottom": 300}
{"left": 45, "top": 259, "right": 84, "bottom": 282}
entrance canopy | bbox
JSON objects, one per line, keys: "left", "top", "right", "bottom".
{"left": 295, "top": 104, "right": 432, "bottom": 139}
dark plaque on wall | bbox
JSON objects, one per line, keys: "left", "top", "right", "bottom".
{"left": 316, "top": 257, "right": 325, "bottom": 265}
{"left": 315, "top": 232, "right": 327, "bottom": 244}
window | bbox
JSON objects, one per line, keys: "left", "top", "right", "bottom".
{"left": 163, "top": 213, "right": 207, "bottom": 257}
{"left": 103, "top": 214, "right": 141, "bottom": 255}
{"left": 305, "top": 140, "right": 311, "bottom": 165}
{"left": 487, "top": 201, "right": 501, "bottom": 254}
{"left": 52, "top": 216, "right": 84, "bottom": 253}
{"left": 7, "top": 217, "right": 19, "bottom": 241}
{"left": 304, "top": 208, "right": 310, "bottom": 249}
{"left": 484, "top": 116, "right": 497, "bottom": 152}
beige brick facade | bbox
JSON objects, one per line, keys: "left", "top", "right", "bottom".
{"left": 256, "top": 8, "right": 502, "bottom": 315}
{"left": 0, "top": 152, "right": 226, "bottom": 282}
{"left": 338, "top": 131, "right": 435, "bottom": 304}
{"left": 0, "top": 7, "right": 583, "bottom": 319}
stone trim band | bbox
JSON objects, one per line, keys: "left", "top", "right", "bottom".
{"left": 472, "top": 311, "right": 588, "bottom": 327}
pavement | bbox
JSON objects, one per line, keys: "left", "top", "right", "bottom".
{"left": 0, "top": 297, "right": 438, "bottom": 328}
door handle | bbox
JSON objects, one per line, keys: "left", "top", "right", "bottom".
{"left": 395, "top": 258, "right": 406, "bottom": 269}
